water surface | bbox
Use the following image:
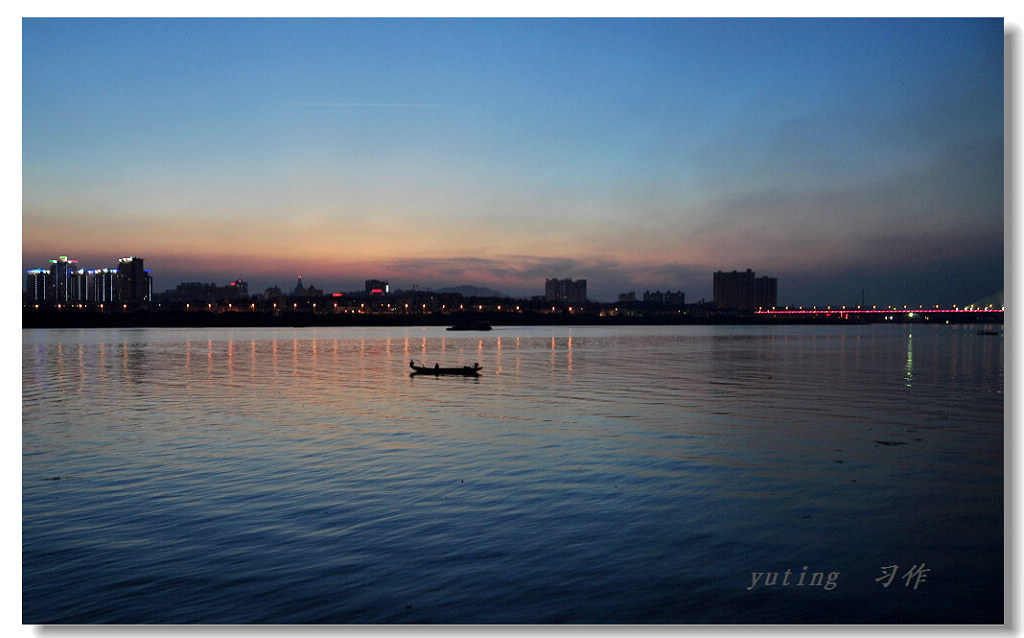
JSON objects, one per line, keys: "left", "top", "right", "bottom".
{"left": 23, "top": 324, "right": 1004, "bottom": 623}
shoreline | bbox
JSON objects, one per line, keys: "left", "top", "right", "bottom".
{"left": 21, "top": 308, "right": 1003, "bottom": 330}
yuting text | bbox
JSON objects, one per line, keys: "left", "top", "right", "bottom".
{"left": 747, "top": 566, "right": 840, "bottom": 591}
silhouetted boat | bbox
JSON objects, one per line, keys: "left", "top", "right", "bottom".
{"left": 446, "top": 321, "right": 492, "bottom": 331}
{"left": 977, "top": 330, "right": 1000, "bottom": 336}
{"left": 410, "top": 360, "right": 482, "bottom": 376}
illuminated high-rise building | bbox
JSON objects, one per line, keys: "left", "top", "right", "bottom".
{"left": 87, "top": 269, "right": 119, "bottom": 302}
{"left": 26, "top": 255, "right": 153, "bottom": 305}
{"left": 71, "top": 269, "right": 89, "bottom": 302}
{"left": 49, "top": 256, "right": 79, "bottom": 304}
{"left": 25, "top": 269, "right": 52, "bottom": 302}
{"left": 24, "top": 256, "right": 92, "bottom": 304}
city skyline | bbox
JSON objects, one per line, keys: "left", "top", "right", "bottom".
{"left": 22, "top": 18, "right": 1005, "bottom": 306}
{"left": 18, "top": 248, "right": 1004, "bottom": 310}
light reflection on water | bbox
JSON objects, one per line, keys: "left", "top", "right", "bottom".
{"left": 23, "top": 324, "right": 1002, "bottom": 623}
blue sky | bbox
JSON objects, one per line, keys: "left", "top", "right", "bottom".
{"left": 22, "top": 18, "right": 1004, "bottom": 305}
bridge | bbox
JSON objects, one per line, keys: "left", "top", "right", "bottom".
{"left": 755, "top": 306, "right": 1003, "bottom": 319}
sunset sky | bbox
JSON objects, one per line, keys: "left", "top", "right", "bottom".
{"left": 21, "top": 17, "right": 1004, "bottom": 305}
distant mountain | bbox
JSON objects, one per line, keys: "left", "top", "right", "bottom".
{"left": 435, "top": 285, "right": 507, "bottom": 298}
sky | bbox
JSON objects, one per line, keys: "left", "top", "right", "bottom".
{"left": 21, "top": 17, "right": 1005, "bottom": 306}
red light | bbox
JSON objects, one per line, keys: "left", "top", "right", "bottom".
{"left": 755, "top": 308, "right": 1003, "bottom": 315}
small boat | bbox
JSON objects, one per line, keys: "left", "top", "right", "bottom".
{"left": 410, "top": 360, "right": 482, "bottom": 376}
{"left": 446, "top": 321, "right": 492, "bottom": 331}
{"left": 977, "top": 330, "right": 1000, "bottom": 336}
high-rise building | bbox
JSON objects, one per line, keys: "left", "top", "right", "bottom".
{"left": 24, "top": 256, "right": 87, "bottom": 304}
{"left": 713, "top": 269, "right": 755, "bottom": 310}
{"left": 71, "top": 269, "right": 89, "bottom": 302}
{"left": 50, "top": 256, "right": 79, "bottom": 304}
{"left": 545, "top": 278, "right": 587, "bottom": 305}
{"left": 24, "top": 254, "right": 154, "bottom": 305}
{"left": 642, "top": 290, "right": 686, "bottom": 305}
{"left": 87, "top": 268, "right": 119, "bottom": 303}
{"left": 26, "top": 255, "right": 153, "bottom": 305}
{"left": 226, "top": 280, "right": 248, "bottom": 299}
{"left": 713, "top": 269, "right": 777, "bottom": 311}
{"left": 755, "top": 276, "right": 778, "bottom": 310}
{"left": 545, "top": 278, "right": 558, "bottom": 301}
{"left": 25, "top": 269, "right": 51, "bottom": 302}
{"left": 117, "top": 257, "right": 151, "bottom": 303}
{"left": 366, "top": 280, "right": 389, "bottom": 296}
